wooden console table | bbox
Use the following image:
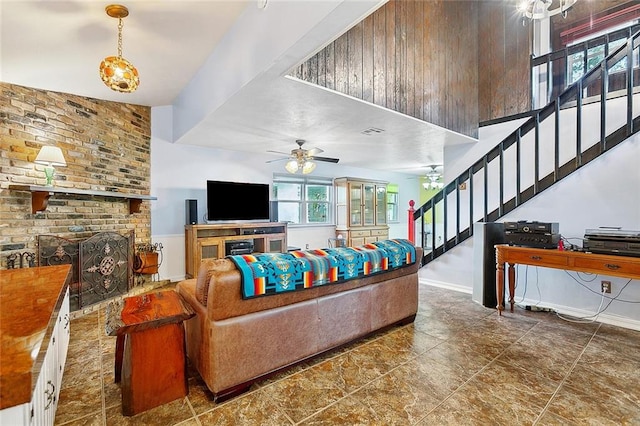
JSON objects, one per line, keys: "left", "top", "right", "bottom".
{"left": 105, "top": 290, "right": 195, "bottom": 416}
{"left": 495, "top": 245, "right": 640, "bottom": 315}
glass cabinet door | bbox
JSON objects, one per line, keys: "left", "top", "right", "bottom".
{"left": 198, "top": 238, "right": 222, "bottom": 262}
{"left": 375, "top": 185, "right": 387, "bottom": 225}
{"left": 349, "top": 183, "right": 362, "bottom": 226}
{"left": 363, "top": 184, "right": 375, "bottom": 226}
{"left": 267, "top": 237, "right": 285, "bottom": 253}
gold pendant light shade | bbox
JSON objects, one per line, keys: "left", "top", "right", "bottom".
{"left": 100, "top": 4, "right": 139, "bottom": 93}
{"left": 100, "top": 55, "right": 139, "bottom": 92}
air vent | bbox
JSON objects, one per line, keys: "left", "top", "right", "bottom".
{"left": 361, "top": 127, "right": 385, "bottom": 135}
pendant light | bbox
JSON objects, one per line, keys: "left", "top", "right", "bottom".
{"left": 99, "top": 4, "right": 139, "bottom": 93}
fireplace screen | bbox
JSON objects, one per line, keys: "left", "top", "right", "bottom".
{"left": 38, "top": 231, "right": 133, "bottom": 311}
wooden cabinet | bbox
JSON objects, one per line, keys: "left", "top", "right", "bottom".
{"left": 184, "top": 222, "right": 287, "bottom": 278}
{"left": 334, "top": 178, "right": 389, "bottom": 247}
{"left": 0, "top": 266, "right": 71, "bottom": 426}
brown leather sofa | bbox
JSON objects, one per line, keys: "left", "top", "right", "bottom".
{"left": 176, "top": 246, "right": 422, "bottom": 401}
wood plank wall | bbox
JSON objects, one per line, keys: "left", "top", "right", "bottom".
{"left": 290, "top": 0, "right": 480, "bottom": 138}
{"left": 477, "top": 1, "right": 531, "bottom": 121}
{"left": 291, "top": 1, "right": 535, "bottom": 136}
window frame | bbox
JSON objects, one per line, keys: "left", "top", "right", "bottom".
{"left": 272, "top": 174, "right": 334, "bottom": 226}
{"left": 567, "top": 36, "right": 631, "bottom": 85}
{"left": 386, "top": 186, "right": 399, "bottom": 223}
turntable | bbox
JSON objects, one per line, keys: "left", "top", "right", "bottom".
{"left": 583, "top": 228, "right": 640, "bottom": 257}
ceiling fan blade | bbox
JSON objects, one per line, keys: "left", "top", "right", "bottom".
{"left": 265, "top": 157, "right": 288, "bottom": 163}
{"left": 267, "top": 150, "right": 292, "bottom": 156}
{"left": 306, "top": 147, "right": 324, "bottom": 156}
{"left": 312, "top": 156, "right": 340, "bottom": 164}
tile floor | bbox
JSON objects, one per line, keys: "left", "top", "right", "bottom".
{"left": 55, "top": 282, "right": 640, "bottom": 425}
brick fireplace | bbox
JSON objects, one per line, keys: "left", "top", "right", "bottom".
{"left": 0, "top": 83, "right": 154, "bottom": 306}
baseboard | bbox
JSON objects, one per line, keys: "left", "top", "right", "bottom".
{"left": 419, "top": 278, "right": 472, "bottom": 294}
{"left": 421, "top": 283, "right": 640, "bottom": 331}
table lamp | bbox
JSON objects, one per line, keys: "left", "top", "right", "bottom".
{"left": 34, "top": 146, "right": 66, "bottom": 186}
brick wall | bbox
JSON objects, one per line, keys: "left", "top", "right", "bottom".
{"left": 0, "top": 82, "right": 152, "bottom": 268}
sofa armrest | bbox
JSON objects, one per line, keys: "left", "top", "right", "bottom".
{"left": 176, "top": 279, "right": 207, "bottom": 318}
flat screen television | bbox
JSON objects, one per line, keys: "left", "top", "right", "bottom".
{"left": 206, "top": 180, "right": 271, "bottom": 222}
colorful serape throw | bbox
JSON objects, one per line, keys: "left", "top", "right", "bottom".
{"left": 372, "top": 238, "right": 416, "bottom": 266}
{"left": 228, "top": 252, "right": 312, "bottom": 298}
{"left": 228, "top": 239, "right": 416, "bottom": 299}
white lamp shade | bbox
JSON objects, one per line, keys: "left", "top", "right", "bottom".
{"left": 302, "top": 160, "right": 316, "bottom": 174}
{"left": 285, "top": 159, "right": 299, "bottom": 174}
{"left": 35, "top": 146, "right": 66, "bottom": 167}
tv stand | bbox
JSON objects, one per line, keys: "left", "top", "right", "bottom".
{"left": 184, "top": 222, "right": 287, "bottom": 278}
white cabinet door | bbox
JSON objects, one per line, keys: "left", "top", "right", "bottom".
{"left": 32, "top": 336, "right": 56, "bottom": 426}
{"left": 56, "top": 288, "right": 70, "bottom": 391}
{"left": 26, "top": 289, "right": 70, "bottom": 426}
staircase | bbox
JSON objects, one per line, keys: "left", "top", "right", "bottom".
{"left": 413, "top": 29, "right": 640, "bottom": 266}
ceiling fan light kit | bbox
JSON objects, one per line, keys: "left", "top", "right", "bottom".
{"left": 423, "top": 165, "right": 444, "bottom": 190}
{"left": 99, "top": 4, "right": 140, "bottom": 93}
{"left": 285, "top": 158, "right": 316, "bottom": 174}
{"left": 518, "top": 0, "right": 577, "bottom": 23}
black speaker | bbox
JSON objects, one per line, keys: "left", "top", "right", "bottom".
{"left": 472, "top": 222, "right": 505, "bottom": 309}
{"left": 185, "top": 199, "right": 198, "bottom": 225}
{"left": 269, "top": 201, "right": 278, "bottom": 222}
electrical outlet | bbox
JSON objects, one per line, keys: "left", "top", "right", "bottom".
{"left": 601, "top": 280, "right": 612, "bottom": 294}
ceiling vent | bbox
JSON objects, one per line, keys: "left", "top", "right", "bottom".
{"left": 361, "top": 127, "right": 385, "bottom": 136}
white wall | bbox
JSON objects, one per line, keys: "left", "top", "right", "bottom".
{"left": 422, "top": 108, "right": 640, "bottom": 329}
{"left": 150, "top": 106, "right": 421, "bottom": 282}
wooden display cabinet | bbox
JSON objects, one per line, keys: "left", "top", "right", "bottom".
{"left": 334, "top": 177, "right": 389, "bottom": 247}
{"left": 184, "top": 222, "right": 287, "bottom": 278}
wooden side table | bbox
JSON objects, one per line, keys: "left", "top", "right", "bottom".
{"left": 105, "top": 290, "right": 195, "bottom": 416}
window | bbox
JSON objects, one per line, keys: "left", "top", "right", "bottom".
{"left": 567, "top": 38, "right": 628, "bottom": 85}
{"left": 566, "top": 21, "right": 638, "bottom": 85}
{"left": 273, "top": 175, "right": 333, "bottom": 225}
{"left": 386, "top": 184, "right": 399, "bottom": 223}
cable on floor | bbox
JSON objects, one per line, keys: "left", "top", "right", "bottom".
{"left": 555, "top": 277, "right": 634, "bottom": 324}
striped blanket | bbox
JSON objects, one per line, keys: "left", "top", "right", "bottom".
{"left": 228, "top": 239, "right": 416, "bottom": 299}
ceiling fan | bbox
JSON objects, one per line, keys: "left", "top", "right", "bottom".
{"left": 423, "top": 164, "right": 444, "bottom": 190}
{"left": 267, "top": 139, "right": 339, "bottom": 174}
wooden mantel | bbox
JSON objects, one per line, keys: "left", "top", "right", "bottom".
{"left": 8, "top": 185, "right": 157, "bottom": 214}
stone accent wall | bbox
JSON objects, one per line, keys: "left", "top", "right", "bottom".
{"left": 0, "top": 83, "right": 152, "bottom": 268}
